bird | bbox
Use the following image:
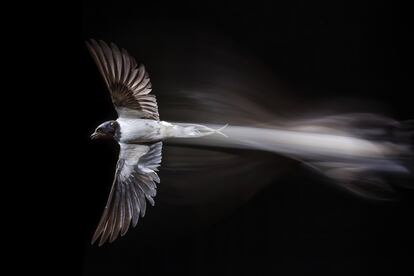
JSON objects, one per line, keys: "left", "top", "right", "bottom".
{"left": 86, "top": 39, "right": 226, "bottom": 246}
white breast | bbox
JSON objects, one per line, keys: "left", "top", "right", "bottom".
{"left": 117, "top": 118, "right": 162, "bottom": 143}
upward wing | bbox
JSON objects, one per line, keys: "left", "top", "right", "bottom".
{"left": 92, "top": 142, "right": 162, "bottom": 246}
{"left": 86, "top": 39, "right": 159, "bottom": 120}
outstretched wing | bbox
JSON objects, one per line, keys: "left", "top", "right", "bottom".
{"left": 86, "top": 39, "right": 159, "bottom": 120}
{"left": 92, "top": 142, "right": 163, "bottom": 246}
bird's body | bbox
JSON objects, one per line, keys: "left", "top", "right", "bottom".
{"left": 116, "top": 118, "right": 223, "bottom": 143}
{"left": 116, "top": 118, "right": 165, "bottom": 143}
{"left": 87, "top": 39, "right": 225, "bottom": 245}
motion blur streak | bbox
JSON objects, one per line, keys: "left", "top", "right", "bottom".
{"left": 125, "top": 34, "right": 413, "bottom": 201}
{"left": 167, "top": 113, "right": 413, "bottom": 200}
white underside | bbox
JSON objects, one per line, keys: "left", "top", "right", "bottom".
{"left": 116, "top": 118, "right": 224, "bottom": 144}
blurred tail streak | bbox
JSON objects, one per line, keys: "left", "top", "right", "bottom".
{"left": 145, "top": 38, "right": 413, "bottom": 201}
{"left": 167, "top": 113, "right": 413, "bottom": 200}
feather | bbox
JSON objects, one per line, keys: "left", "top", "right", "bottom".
{"left": 91, "top": 142, "right": 162, "bottom": 245}
{"left": 86, "top": 39, "right": 159, "bottom": 120}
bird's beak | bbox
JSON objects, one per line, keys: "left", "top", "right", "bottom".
{"left": 90, "top": 131, "right": 102, "bottom": 140}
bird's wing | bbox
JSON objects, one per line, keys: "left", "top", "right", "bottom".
{"left": 92, "top": 142, "right": 162, "bottom": 245}
{"left": 86, "top": 39, "right": 159, "bottom": 120}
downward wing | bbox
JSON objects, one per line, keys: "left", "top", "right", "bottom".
{"left": 86, "top": 39, "right": 159, "bottom": 120}
{"left": 92, "top": 142, "right": 162, "bottom": 245}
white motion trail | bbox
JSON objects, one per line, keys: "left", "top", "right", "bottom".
{"left": 166, "top": 117, "right": 413, "bottom": 199}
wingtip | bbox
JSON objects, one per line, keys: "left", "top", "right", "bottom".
{"left": 85, "top": 38, "right": 96, "bottom": 46}
{"left": 98, "top": 233, "right": 109, "bottom": 246}
{"left": 98, "top": 39, "right": 110, "bottom": 49}
{"left": 85, "top": 39, "right": 99, "bottom": 53}
{"left": 91, "top": 237, "right": 98, "bottom": 246}
{"left": 91, "top": 232, "right": 99, "bottom": 246}
{"left": 91, "top": 225, "right": 105, "bottom": 246}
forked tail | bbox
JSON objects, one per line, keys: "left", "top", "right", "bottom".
{"left": 213, "top": 124, "right": 229, "bottom": 137}
{"left": 171, "top": 123, "right": 229, "bottom": 138}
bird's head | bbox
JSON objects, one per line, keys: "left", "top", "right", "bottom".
{"left": 90, "top": 120, "right": 119, "bottom": 140}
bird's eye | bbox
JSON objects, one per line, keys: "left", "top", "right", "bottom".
{"left": 110, "top": 122, "right": 115, "bottom": 127}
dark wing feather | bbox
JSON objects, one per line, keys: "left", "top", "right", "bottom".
{"left": 92, "top": 142, "right": 163, "bottom": 246}
{"left": 86, "top": 39, "right": 159, "bottom": 120}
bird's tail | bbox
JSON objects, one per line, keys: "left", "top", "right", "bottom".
{"left": 212, "top": 124, "right": 229, "bottom": 137}
{"left": 170, "top": 123, "right": 228, "bottom": 139}
{"left": 168, "top": 114, "right": 414, "bottom": 200}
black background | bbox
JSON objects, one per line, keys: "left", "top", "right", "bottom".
{"left": 77, "top": 1, "right": 414, "bottom": 275}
